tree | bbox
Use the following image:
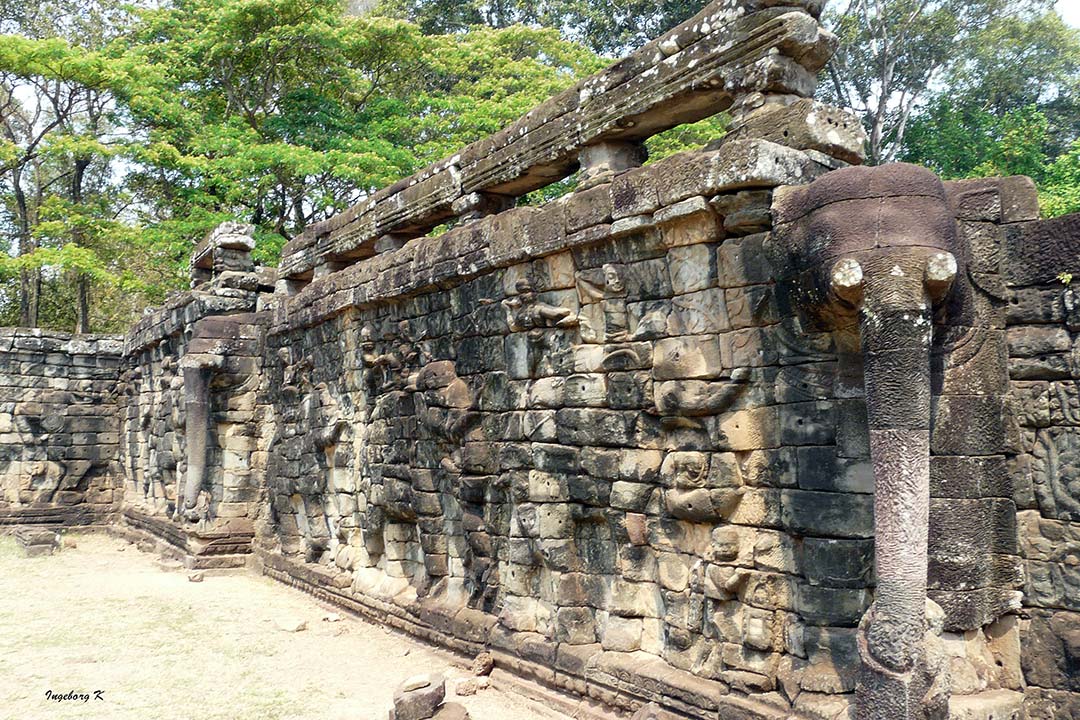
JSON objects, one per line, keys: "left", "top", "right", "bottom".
{"left": 110, "top": 0, "right": 604, "bottom": 267}
{"left": 819, "top": 0, "right": 1056, "bottom": 165}
{"left": 1042, "top": 139, "right": 1080, "bottom": 217}
{"left": 0, "top": 0, "right": 140, "bottom": 331}
{"left": 896, "top": 11, "right": 1080, "bottom": 216}
{"left": 374, "top": 0, "right": 711, "bottom": 56}
{"left": 900, "top": 101, "right": 1050, "bottom": 179}
{"left": 372, "top": 0, "right": 728, "bottom": 171}
{"left": 0, "top": 35, "right": 120, "bottom": 329}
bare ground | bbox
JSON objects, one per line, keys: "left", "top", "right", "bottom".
{"left": 0, "top": 532, "right": 572, "bottom": 720}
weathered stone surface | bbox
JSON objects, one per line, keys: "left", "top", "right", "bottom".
{"left": 724, "top": 98, "right": 867, "bottom": 165}
{"left": 393, "top": 674, "right": 446, "bottom": 720}
{"left": 5, "top": 8, "right": 1074, "bottom": 720}
{"left": 1021, "top": 610, "right": 1080, "bottom": 692}
{"left": 1003, "top": 214, "right": 1080, "bottom": 287}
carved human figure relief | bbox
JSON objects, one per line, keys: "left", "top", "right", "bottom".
{"left": 602, "top": 263, "right": 630, "bottom": 342}
{"left": 503, "top": 278, "right": 578, "bottom": 335}
{"left": 575, "top": 264, "right": 629, "bottom": 343}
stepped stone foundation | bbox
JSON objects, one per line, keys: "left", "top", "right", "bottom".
{"left": 2, "top": 2, "right": 1078, "bottom": 718}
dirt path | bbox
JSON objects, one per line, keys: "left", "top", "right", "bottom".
{"left": 0, "top": 532, "right": 571, "bottom": 720}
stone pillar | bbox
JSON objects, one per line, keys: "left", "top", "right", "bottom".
{"left": 190, "top": 222, "right": 256, "bottom": 288}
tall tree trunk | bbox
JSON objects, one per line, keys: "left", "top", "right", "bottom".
{"left": 72, "top": 157, "right": 91, "bottom": 333}
{"left": 12, "top": 167, "right": 37, "bottom": 327}
{"left": 75, "top": 274, "right": 90, "bottom": 333}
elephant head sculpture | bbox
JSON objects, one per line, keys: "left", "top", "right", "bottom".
{"left": 769, "top": 164, "right": 960, "bottom": 720}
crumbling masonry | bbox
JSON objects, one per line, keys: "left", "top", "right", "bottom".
{"left": 2, "top": 2, "right": 1078, "bottom": 718}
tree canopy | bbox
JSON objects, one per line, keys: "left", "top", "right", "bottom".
{"left": 0, "top": 0, "right": 1078, "bottom": 333}
{"left": 0, "top": 0, "right": 606, "bottom": 330}
{"left": 373, "top": 0, "right": 711, "bottom": 56}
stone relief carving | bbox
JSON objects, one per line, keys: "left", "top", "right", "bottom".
{"left": 661, "top": 451, "right": 745, "bottom": 522}
{"left": 271, "top": 348, "right": 351, "bottom": 561}
{"left": 502, "top": 278, "right": 579, "bottom": 336}
{"left": 577, "top": 264, "right": 630, "bottom": 343}
{"left": 1031, "top": 427, "right": 1080, "bottom": 521}
{"left": 771, "top": 164, "right": 963, "bottom": 720}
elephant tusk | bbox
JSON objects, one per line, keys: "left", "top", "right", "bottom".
{"left": 831, "top": 257, "right": 865, "bottom": 306}
{"left": 925, "top": 251, "right": 958, "bottom": 301}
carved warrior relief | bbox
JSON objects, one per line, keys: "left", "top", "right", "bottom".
{"left": 273, "top": 348, "right": 351, "bottom": 561}
{"left": 274, "top": 316, "right": 499, "bottom": 606}
{"left": 661, "top": 451, "right": 744, "bottom": 523}
{"left": 3, "top": 392, "right": 98, "bottom": 506}
{"left": 121, "top": 354, "right": 185, "bottom": 516}
{"left": 502, "top": 278, "right": 579, "bottom": 335}
{"left": 576, "top": 264, "right": 630, "bottom": 343}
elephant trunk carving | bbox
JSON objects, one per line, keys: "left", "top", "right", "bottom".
{"left": 180, "top": 354, "right": 223, "bottom": 523}
{"left": 181, "top": 364, "right": 211, "bottom": 521}
{"left": 770, "top": 164, "right": 960, "bottom": 720}
{"left": 842, "top": 252, "right": 955, "bottom": 680}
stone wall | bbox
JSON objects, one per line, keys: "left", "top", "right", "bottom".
{"left": 0, "top": 328, "right": 122, "bottom": 526}
{"left": 999, "top": 207, "right": 1080, "bottom": 719}
{"left": 263, "top": 141, "right": 840, "bottom": 718}
{"left": 114, "top": 223, "right": 276, "bottom": 566}
{"left": 1, "top": 1, "right": 1077, "bottom": 718}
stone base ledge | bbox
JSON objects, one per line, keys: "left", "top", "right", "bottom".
{"left": 115, "top": 509, "right": 253, "bottom": 569}
{"left": 0, "top": 505, "right": 114, "bottom": 527}
{"left": 254, "top": 550, "right": 813, "bottom": 720}
{"left": 948, "top": 689, "right": 1024, "bottom": 720}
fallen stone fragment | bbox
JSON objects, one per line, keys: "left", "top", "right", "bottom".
{"left": 432, "top": 702, "right": 470, "bottom": 720}
{"left": 392, "top": 673, "right": 446, "bottom": 720}
{"left": 274, "top": 618, "right": 308, "bottom": 633}
{"left": 470, "top": 652, "right": 494, "bottom": 676}
{"left": 188, "top": 572, "right": 204, "bottom": 583}
{"left": 322, "top": 612, "right": 343, "bottom": 623}
{"left": 14, "top": 527, "right": 60, "bottom": 557}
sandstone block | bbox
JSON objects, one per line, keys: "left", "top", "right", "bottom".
{"left": 393, "top": 674, "right": 446, "bottom": 720}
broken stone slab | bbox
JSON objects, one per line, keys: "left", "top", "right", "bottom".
{"left": 274, "top": 617, "right": 308, "bottom": 633}
{"left": 431, "top": 702, "right": 470, "bottom": 720}
{"left": 14, "top": 527, "right": 61, "bottom": 557}
{"left": 392, "top": 674, "right": 446, "bottom": 720}
{"left": 719, "top": 98, "right": 867, "bottom": 165}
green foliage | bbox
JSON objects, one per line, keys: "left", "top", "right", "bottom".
{"left": 374, "top": 0, "right": 710, "bottom": 55}
{"left": 901, "top": 100, "right": 1050, "bottom": 179}
{"left": 886, "top": 9, "right": 1080, "bottom": 218}
{"left": 820, "top": 0, "right": 1058, "bottom": 164}
{"left": 2, "top": 0, "right": 1077, "bottom": 334}
{"left": 0, "top": 0, "right": 608, "bottom": 331}
{"left": 1042, "top": 140, "right": 1080, "bottom": 217}
{"left": 110, "top": 0, "right": 604, "bottom": 259}
{"left": 943, "top": 11, "right": 1080, "bottom": 156}
{"left": 646, "top": 116, "right": 729, "bottom": 164}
